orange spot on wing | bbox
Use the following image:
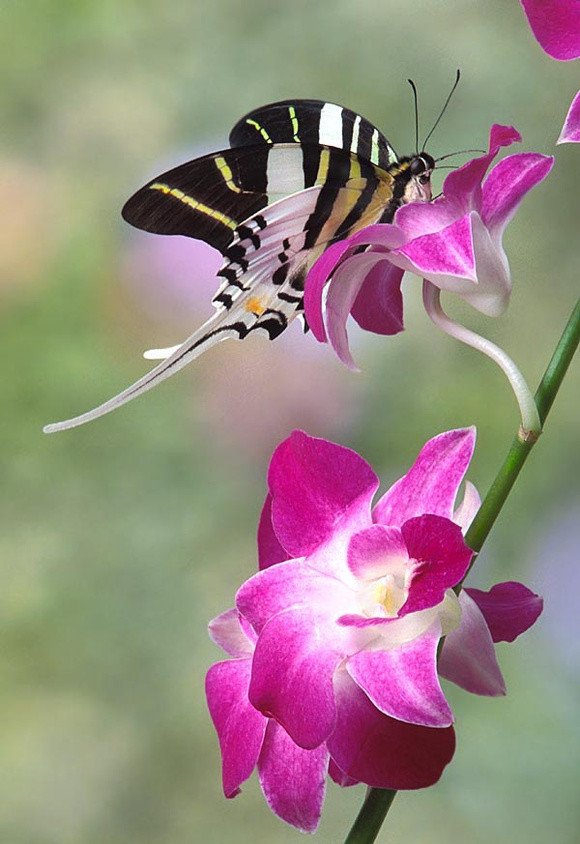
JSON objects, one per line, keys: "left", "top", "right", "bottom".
{"left": 245, "top": 296, "right": 266, "bottom": 315}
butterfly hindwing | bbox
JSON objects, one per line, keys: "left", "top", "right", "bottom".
{"left": 229, "top": 99, "right": 399, "bottom": 169}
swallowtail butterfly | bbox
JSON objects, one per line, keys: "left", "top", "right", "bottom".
{"left": 45, "top": 96, "right": 445, "bottom": 432}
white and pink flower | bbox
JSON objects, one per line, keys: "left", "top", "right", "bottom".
{"left": 304, "top": 125, "right": 554, "bottom": 368}
{"left": 206, "top": 429, "right": 543, "bottom": 831}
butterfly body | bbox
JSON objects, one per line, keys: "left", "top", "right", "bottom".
{"left": 45, "top": 99, "right": 435, "bottom": 432}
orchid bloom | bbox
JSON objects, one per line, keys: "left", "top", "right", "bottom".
{"left": 518, "top": 0, "right": 580, "bottom": 61}
{"left": 304, "top": 124, "right": 553, "bottom": 366}
{"left": 206, "top": 429, "right": 542, "bottom": 831}
{"left": 558, "top": 90, "right": 580, "bottom": 143}
{"left": 303, "top": 125, "right": 553, "bottom": 434}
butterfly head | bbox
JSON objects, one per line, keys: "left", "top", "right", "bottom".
{"left": 403, "top": 153, "right": 435, "bottom": 203}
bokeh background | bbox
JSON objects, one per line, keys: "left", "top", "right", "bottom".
{"left": 2, "top": 1, "right": 579, "bottom": 842}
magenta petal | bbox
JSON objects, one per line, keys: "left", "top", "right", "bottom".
{"left": 236, "top": 558, "right": 351, "bottom": 633}
{"left": 258, "top": 720, "right": 329, "bottom": 833}
{"left": 374, "top": 427, "right": 476, "bottom": 527}
{"left": 268, "top": 430, "right": 378, "bottom": 558}
{"left": 328, "top": 758, "right": 359, "bottom": 787}
{"left": 325, "top": 253, "right": 391, "bottom": 369}
{"left": 482, "top": 153, "right": 554, "bottom": 238}
{"left": 442, "top": 124, "right": 521, "bottom": 208}
{"left": 399, "top": 515, "right": 473, "bottom": 615}
{"left": 394, "top": 197, "right": 460, "bottom": 239}
{"left": 350, "top": 259, "right": 405, "bottom": 335}
{"left": 208, "top": 608, "right": 256, "bottom": 657}
{"left": 439, "top": 591, "right": 506, "bottom": 696}
{"left": 206, "top": 659, "right": 267, "bottom": 797}
{"left": 347, "top": 625, "right": 452, "bottom": 727}
{"left": 249, "top": 607, "right": 343, "bottom": 749}
{"left": 257, "top": 494, "right": 289, "bottom": 570}
{"left": 558, "top": 90, "right": 580, "bottom": 143}
{"left": 338, "top": 614, "right": 395, "bottom": 628}
{"left": 303, "top": 240, "right": 352, "bottom": 342}
{"left": 347, "top": 524, "right": 407, "bottom": 580}
{"left": 327, "top": 672, "right": 455, "bottom": 789}
{"left": 466, "top": 581, "right": 543, "bottom": 643}
{"left": 519, "top": 0, "right": 580, "bottom": 60}
{"left": 303, "top": 224, "right": 405, "bottom": 342}
{"left": 392, "top": 213, "right": 477, "bottom": 282}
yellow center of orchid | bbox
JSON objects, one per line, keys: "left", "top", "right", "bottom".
{"left": 371, "top": 568, "right": 409, "bottom": 617}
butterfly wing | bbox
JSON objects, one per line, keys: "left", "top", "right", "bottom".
{"left": 44, "top": 158, "right": 393, "bottom": 433}
{"left": 45, "top": 102, "right": 399, "bottom": 432}
{"left": 229, "top": 99, "right": 399, "bottom": 169}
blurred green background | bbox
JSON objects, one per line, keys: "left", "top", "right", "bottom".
{"left": 2, "top": 1, "right": 579, "bottom": 841}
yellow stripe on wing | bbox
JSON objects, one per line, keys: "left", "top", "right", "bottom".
{"left": 215, "top": 156, "right": 242, "bottom": 193}
{"left": 288, "top": 105, "right": 300, "bottom": 142}
{"left": 149, "top": 183, "right": 238, "bottom": 230}
{"left": 245, "top": 119, "right": 272, "bottom": 143}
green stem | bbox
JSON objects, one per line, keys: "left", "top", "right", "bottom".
{"left": 344, "top": 789, "right": 397, "bottom": 844}
{"left": 343, "top": 298, "right": 579, "bottom": 844}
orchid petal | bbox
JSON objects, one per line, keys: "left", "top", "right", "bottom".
{"left": 249, "top": 607, "right": 344, "bottom": 749}
{"left": 208, "top": 608, "right": 255, "bottom": 657}
{"left": 558, "top": 90, "right": 580, "bottom": 143}
{"left": 236, "top": 558, "right": 351, "bottom": 633}
{"left": 374, "top": 427, "right": 476, "bottom": 527}
{"left": 257, "top": 493, "right": 289, "bottom": 570}
{"left": 482, "top": 153, "right": 554, "bottom": 239}
{"left": 325, "top": 253, "right": 393, "bottom": 369}
{"left": 391, "top": 213, "right": 477, "bottom": 283}
{"left": 442, "top": 124, "right": 521, "bottom": 209}
{"left": 303, "top": 240, "right": 352, "bottom": 342}
{"left": 399, "top": 515, "right": 473, "bottom": 616}
{"left": 303, "top": 224, "right": 404, "bottom": 342}
{"left": 394, "top": 196, "right": 461, "bottom": 239}
{"left": 519, "top": 0, "right": 580, "bottom": 61}
{"left": 268, "top": 430, "right": 378, "bottom": 558}
{"left": 205, "top": 659, "right": 267, "bottom": 797}
{"left": 327, "top": 672, "right": 456, "bottom": 789}
{"left": 466, "top": 581, "right": 543, "bottom": 643}
{"left": 347, "top": 524, "right": 407, "bottom": 581}
{"left": 439, "top": 591, "right": 506, "bottom": 696}
{"left": 339, "top": 591, "right": 460, "bottom": 649}
{"left": 462, "top": 212, "right": 512, "bottom": 316}
{"left": 453, "top": 481, "right": 482, "bottom": 533}
{"left": 328, "top": 758, "right": 359, "bottom": 787}
{"left": 350, "top": 259, "right": 405, "bottom": 335}
{"left": 347, "top": 624, "right": 453, "bottom": 727}
{"left": 258, "top": 720, "right": 329, "bottom": 833}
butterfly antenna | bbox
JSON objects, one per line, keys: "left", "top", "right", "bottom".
{"left": 421, "top": 68, "right": 461, "bottom": 153}
{"left": 407, "top": 78, "right": 420, "bottom": 155}
{"left": 435, "top": 148, "right": 486, "bottom": 163}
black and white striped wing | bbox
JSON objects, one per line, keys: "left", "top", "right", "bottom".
{"left": 230, "top": 99, "right": 399, "bottom": 169}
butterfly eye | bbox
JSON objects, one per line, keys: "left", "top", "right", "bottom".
{"left": 410, "top": 158, "right": 424, "bottom": 176}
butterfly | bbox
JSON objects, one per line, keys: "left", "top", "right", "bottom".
{"left": 45, "top": 87, "right": 456, "bottom": 433}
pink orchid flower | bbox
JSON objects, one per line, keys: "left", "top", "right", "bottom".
{"left": 207, "top": 429, "right": 542, "bottom": 831}
{"left": 206, "top": 608, "right": 329, "bottom": 832}
{"left": 519, "top": 0, "right": 580, "bottom": 61}
{"left": 304, "top": 124, "right": 554, "bottom": 369}
{"left": 558, "top": 89, "right": 580, "bottom": 143}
